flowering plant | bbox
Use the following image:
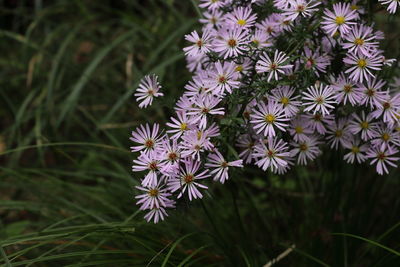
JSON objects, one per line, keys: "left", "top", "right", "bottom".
{"left": 131, "top": 0, "right": 400, "bottom": 223}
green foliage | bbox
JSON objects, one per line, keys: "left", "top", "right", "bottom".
{"left": 1, "top": 0, "right": 400, "bottom": 266}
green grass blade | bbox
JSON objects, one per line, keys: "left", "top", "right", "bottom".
{"left": 332, "top": 233, "right": 400, "bottom": 257}
{"left": 177, "top": 245, "right": 209, "bottom": 267}
{"left": 161, "top": 233, "right": 195, "bottom": 267}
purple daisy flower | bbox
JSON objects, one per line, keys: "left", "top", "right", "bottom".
{"left": 288, "top": 116, "right": 313, "bottom": 142}
{"left": 290, "top": 135, "right": 321, "bottom": 165}
{"left": 321, "top": 3, "right": 358, "bottom": 37}
{"left": 378, "top": 0, "right": 400, "bottom": 14}
{"left": 302, "top": 47, "right": 331, "bottom": 77}
{"left": 366, "top": 144, "right": 399, "bottom": 175}
{"left": 130, "top": 123, "right": 163, "bottom": 155}
{"left": 166, "top": 112, "right": 194, "bottom": 140}
{"left": 225, "top": 6, "right": 257, "bottom": 29}
{"left": 370, "top": 93, "right": 400, "bottom": 125}
{"left": 302, "top": 83, "right": 336, "bottom": 115}
{"left": 199, "top": 0, "right": 226, "bottom": 11}
{"left": 135, "top": 182, "right": 172, "bottom": 210}
{"left": 132, "top": 152, "right": 164, "bottom": 187}
{"left": 135, "top": 75, "right": 164, "bottom": 108}
{"left": 343, "top": 137, "right": 369, "bottom": 164}
{"left": 270, "top": 86, "right": 301, "bottom": 117}
{"left": 168, "top": 158, "right": 210, "bottom": 201}
{"left": 200, "top": 10, "right": 225, "bottom": 29}
{"left": 342, "top": 24, "right": 379, "bottom": 57}
{"left": 252, "top": 137, "right": 290, "bottom": 172}
{"left": 188, "top": 94, "right": 225, "bottom": 130}
{"left": 250, "top": 29, "right": 273, "bottom": 48}
{"left": 326, "top": 118, "right": 352, "bottom": 150}
{"left": 348, "top": 111, "right": 376, "bottom": 141}
{"left": 370, "top": 123, "right": 400, "bottom": 149}
{"left": 236, "top": 134, "right": 255, "bottom": 164}
{"left": 250, "top": 100, "right": 290, "bottom": 137}
{"left": 256, "top": 50, "right": 293, "bottom": 82}
{"left": 282, "top": 0, "right": 320, "bottom": 21}
{"left": 331, "top": 73, "right": 362, "bottom": 106}
{"left": 357, "top": 79, "right": 389, "bottom": 108}
{"left": 205, "top": 150, "right": 243, "bottom": 184}
{"left": 183, "top": 30, "right": 213, "bottom": 57}
{"left": 207, "top": 61, "right": 240, "bottom": 95}
{"left": 213, "top": 27, "right": 249, "bottom": 59}
{"left": 180, "top": 130, "right": 211, "bottom": 160}
{"left": 343, "top": 51, "right": 383, "bottom": 83}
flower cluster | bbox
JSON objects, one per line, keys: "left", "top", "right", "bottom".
{"left": 132, "top": 0, "right": 400, "bottom": 223}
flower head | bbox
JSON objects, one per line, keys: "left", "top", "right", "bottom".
{"left": 256, "top": 50, "right": 293, "bottom": 82}
{"left": 135, "top": 75, "right": 164, "bottom": 108}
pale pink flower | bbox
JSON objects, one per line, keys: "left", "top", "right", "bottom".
{"left": 135, "top": 75, "right": 164, "bottom": 108}
{"left": 366, "top": 144, "right": 399, "bottom": 175}
{"left": 250, "top": 100, "right": 290, "bottom": 137}
{"left": 213, "top": 27, "right": 249, "bottom": 59}
{"left": 343, "top": 51, "right": 383, "bottom": 83}
{"left": 189, "top": 94, "right": 225, "bottom": 130}
{"left": 302, "top": 83, "right": 336, "bottom": 115}
{"left": 343, "top": 138, "right": 369, "bottom": 164}
{"left": 130, "top": 123, "right": 163, "bottom": 155}
{"left": 205, "top": 150, "right": 243, "bottom": 183}
{"left": 168, "top": 158, "right": 210, "bottom": 201}
{"left": 256, "top": 50, "right": 293, "bottom": 82}
{"left": 225, "top": 6, "right": 257, "bottom": 29}
{"left": 378, "top": 0, "right": 400, "bottom": 13}
{"left": 252, "top": 137, "right": 290, "bottom": 172}
{"left": 183, "top": 30, "right": 213, "bottom": 57}
{"left": 321, "top": 3, "right": 358, "bottom": 37}
{"left": 207, "top": 61, "right": 240, "bottom": 95}
{"left": 348, "top": 111, "right": 376, "bottom": 141}
{"left": 290, "top": 135, "right": 321, "bottom": 165}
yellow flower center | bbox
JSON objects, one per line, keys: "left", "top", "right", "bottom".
{"left": 237, "top": 19, "right": 246, "bottom": 26}
{"left": 360, "top": 121, "right": 369, "bottom": 129}
{"left": 180, "top": 122, "right": 187, "bottom": 131}
{"left": 281, "top": 97, "right": 289, "bottom": 105}
{"left": 265, "top": 114, "right": 276, "bottom": 123}
{"left": 382, "top": 133, "right": 390, "bottom": 141}
{"left": 351, "top": 5, "right": 358, "bottom": 10}
{"left": 235, "top": 65, "right": 243, "bottom": 72}
{"left": 148, "top": 189, "right": 159, "bottom": 197}
{"left": 197, "top": 131, "right": 202, "bottom": 140}
{"left": 295, "top": 126, "right": 303, "bottom": 134}
{"left": 335, "top": 130, "right": 343, "bottom": 137}
{"left": 344, "top": 85, "right": 353, "bottom": 93}
{"left": 299, "top": 143, "right": 308, "bottom": 151}
{"left": 351, "top": 146, "right": 360, "bottom": 153}
{"left": 354, "top": 38, "right": 364, "bottom": 45}
{"left": 335, "top": 16, "right": 346, "bottom": 25}
{"left": 357, "top": 59, "right": 367, "bottom": 68}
